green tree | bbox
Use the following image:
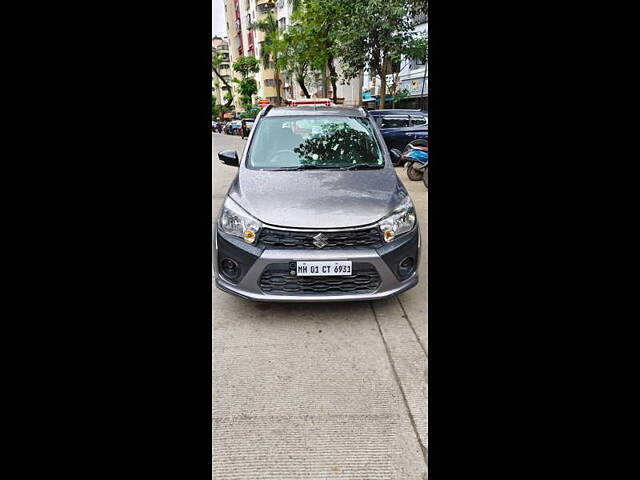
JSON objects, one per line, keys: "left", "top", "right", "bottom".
{"left": 212, "top": 94, "right": 233, "bottom": 121}
{"left": 233, "top": 55, "right": 260, "bottom": 78}
{"left": 334, "top": 0, "right": 419, "bottom": 109}
{"left": 280, "top": 22, "right": 316, "bottom": 98}
{"left": 232, "top": 55, "right": 260, "bottom": 111}
{"left": 252, "top": 12, "right": 285, "bottom": 105}
{"left": 391, "top": 88, "right": 410, "bottom": 108}
{"left": 233, "top": 76, "right": 258, "bottom": 111}
{"left": 240, "top": 106, "right": 259, "bottom": 119}
{"left": 289, "top": 0, "right": 345, "bottom": 103}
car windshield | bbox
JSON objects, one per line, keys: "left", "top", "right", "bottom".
{"left": 247, "top": 116, "right": 384, "bottom": 169}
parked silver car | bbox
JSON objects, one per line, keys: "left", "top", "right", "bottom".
{"left": 213, "top": 105, "right": 420, "bottom": 302}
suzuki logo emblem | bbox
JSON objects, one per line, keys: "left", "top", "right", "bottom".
{"left": 313, "top": 233, "right": 329, "bottom": 248}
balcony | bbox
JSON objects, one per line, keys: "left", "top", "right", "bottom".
{"left": 257, "top": 0, "right": 275, "bottom": 15}
{"left": 247, "top": 31, "right": 254, "bottom": 52}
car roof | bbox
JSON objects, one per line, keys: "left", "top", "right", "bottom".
{"left": 263, "top": 106, "right": 367, "bottom": 118}
{"left": 368, "top": 109, "right": 427, "bottom": 115}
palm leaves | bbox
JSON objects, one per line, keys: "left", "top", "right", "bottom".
{"left": 251, "top": 13, "right": 284, "bottom": 105}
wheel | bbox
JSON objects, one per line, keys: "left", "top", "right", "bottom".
{"left": 423, "top": 167, "right": 428, "bottom": 188}
{"left": 407, "top": 163, "right": 424, "bottom": 181}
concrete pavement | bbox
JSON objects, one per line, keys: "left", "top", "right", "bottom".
{"left": 212, "top": 132, "right": 428, "bottom": 479}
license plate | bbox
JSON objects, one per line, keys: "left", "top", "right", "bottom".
{"left": 296, "top": 261, "right": 352, "bottom": 276}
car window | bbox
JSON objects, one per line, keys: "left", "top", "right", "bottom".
{"left": 247, "top": 116, "right": 384, "bottom": 169}
{"left": 410, "top": 115, "right": 427, "bottom": 126}
{"left": 380, "top": 116, "right": 410, "bottom": 128}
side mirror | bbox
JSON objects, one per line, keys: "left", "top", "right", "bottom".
{"left": 389, "top": 148, "right": 402, "bottom": 164}
{"left": 218, "top": 150, "right": 239, "bottom": 167}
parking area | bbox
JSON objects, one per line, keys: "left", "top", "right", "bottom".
{"left": 212, "top": 132, "right": 428, "bottom": 479}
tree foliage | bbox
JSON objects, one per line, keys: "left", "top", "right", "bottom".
{"left": 333, "top": 0, "right": 421, "bottom": 109}
{"left": 288, "top": 0, "right": 345, "bottom": 103}
{"left": 280, "top": 22, "right": 317, "bottom": 98}
{"left": 233, "top": 76, "right": 258, "bottom": 111}
{"left": 233, "top": 55, "right": 260, "bottom": 78}
{"left": 252, "top": 12, "right": 285, "bottom": 105}
{"left": 215, "top": 1, "right": 427, "bottom": 109}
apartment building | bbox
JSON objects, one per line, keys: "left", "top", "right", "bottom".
{"left": 212, "top": 36, "right": 233, "bottom": 111}
{"left": 222, "top": 0, "right": 280, "bottom": 108}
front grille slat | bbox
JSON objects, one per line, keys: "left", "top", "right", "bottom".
{"left": 259, "top": 263, "right": 381, "bottom": 296}
{"left": 258, "top": 228, "right": 383, "bottom": 249}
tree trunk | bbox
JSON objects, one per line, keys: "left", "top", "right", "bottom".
{"left": 213, "top": 67, "right": 233, "bottom": 107}
{"left": 275, "top": 68, "right": 282, "bottom": 105}
{"left": 297, "top": 76, "right": 311, "bottom": 98}
{"left": 296, "top": 63, "right": 310, "bottom": 98}
{"left": 356, "top": 69, "right": 364, "bottom": 107}
{"left": 327, "top": 53, "right": 338, "bottom": 105}
{"left": 321, "top": 67, "right": 327, "bottom": 98}
{"left": 379, "top": 72, "right": 387, "bottom": 110}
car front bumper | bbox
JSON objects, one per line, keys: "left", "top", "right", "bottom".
{"left": 213, "top": 224, "right": 420, "bottom": 303}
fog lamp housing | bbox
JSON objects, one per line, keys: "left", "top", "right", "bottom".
{"left": 398, "top": 256, "right": 416, "bottom": 279}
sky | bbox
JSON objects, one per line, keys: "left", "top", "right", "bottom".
{"left": 213, "top": 0, "right": 227, "bottom": 37}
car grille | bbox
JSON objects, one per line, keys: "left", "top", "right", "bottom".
{"left": 259, "top": 263, "right": 381, "bottom": 295}
{"left": 258, "top": 227, "right": 383, "bottom": 249}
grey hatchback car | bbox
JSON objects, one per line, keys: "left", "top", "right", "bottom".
{"left": 213, "top": 105, "right": 420, "bottom": 302}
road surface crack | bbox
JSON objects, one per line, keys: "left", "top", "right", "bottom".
{"left": 369, "top": 301, "right": 428, "bottom": 466}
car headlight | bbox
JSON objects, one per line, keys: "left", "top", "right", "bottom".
{"left": 379, "top": 195, "right": 416, "bottom": 243}
{"left": 218, "top": 197, "right": 262, "bottom": 244}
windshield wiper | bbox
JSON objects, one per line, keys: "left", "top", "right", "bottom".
{"left": 342, "top": 164, "right": 384, "bottom": 170}
{"left": 271, "top": 165, "right": 342, "bottom": 171}
{"left": 268, "top": 164, "right": 381, "bottom": 171}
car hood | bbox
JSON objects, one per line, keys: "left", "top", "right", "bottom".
{"left": 228, "top": 167, "right": 407, "bottom": 229}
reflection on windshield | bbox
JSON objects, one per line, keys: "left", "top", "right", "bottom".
{"left": 294, "top": 122, "right": 381, "bottom": 167}
{"left": 248, "top": 116, "right": 384, "bottom": 169}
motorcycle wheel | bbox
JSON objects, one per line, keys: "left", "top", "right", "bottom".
{"left": 407, "top": 163, "right": 424, "bottom": 181}
{"left": 423, "top": 167, "right": 428, "bottom": 188}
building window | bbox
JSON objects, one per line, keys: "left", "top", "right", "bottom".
{"left": 279, "top": 17, "right": 286, "bottom": 29}
{"left": 264, "top": 79, "right": 277, "bottom": 87}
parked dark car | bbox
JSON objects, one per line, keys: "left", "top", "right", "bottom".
{"left": 368, "top": 110, "right": 428, "bottom": 164}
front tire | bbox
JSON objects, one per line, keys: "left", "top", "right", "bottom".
{"left": 423, "top": 167, "right": 428, "bottom": 188}
{"left": 407, "top": 163, "right": 424, "bottom": 181}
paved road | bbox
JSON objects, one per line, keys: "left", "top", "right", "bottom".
{"left": 212, "top": 132, "right": 428, "bottom": 479}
